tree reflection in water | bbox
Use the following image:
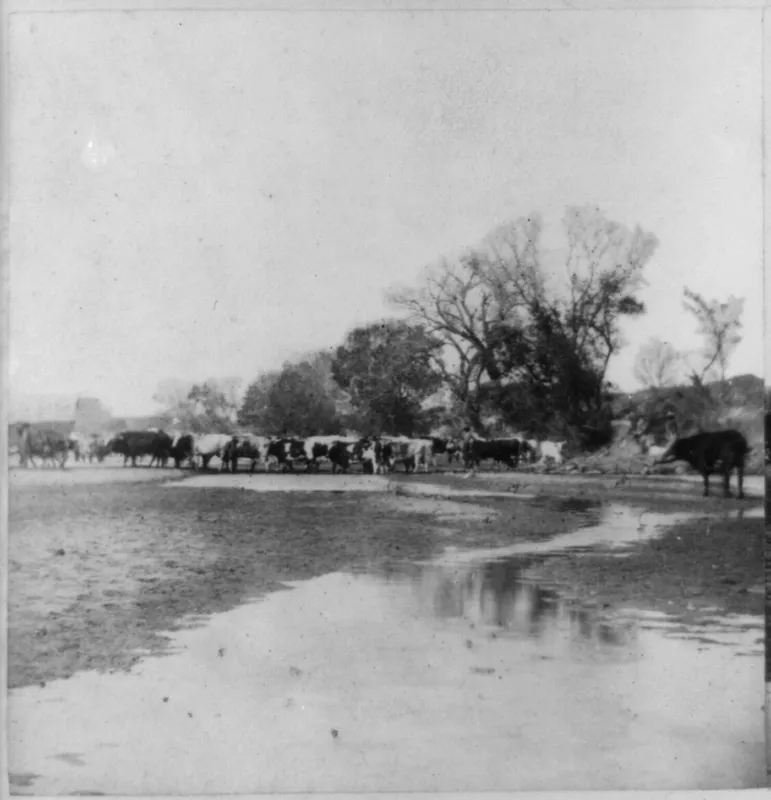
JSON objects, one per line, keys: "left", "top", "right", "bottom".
{"left": 412, "top": 557, "right": 637, "bottom": 651}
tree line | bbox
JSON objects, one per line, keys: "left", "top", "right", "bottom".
{"left": 154, "top": 203, "right": 747, "bottom": 449}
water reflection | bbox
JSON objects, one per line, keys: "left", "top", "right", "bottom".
{"left": 530, "top": 495, "right": 605, "bottom": 526}
{"left": 553, "top": 497, "right": 604, "bottom": 515}
{"left": 406, "top": 556, "right": 638, "bottom": 653}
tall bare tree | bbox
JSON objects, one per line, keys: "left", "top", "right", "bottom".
{"left": 389, "top": 204, "right": 658, "bottom": 434}
{"left": 682, "top": 288, "right": 745, "bottom": 386}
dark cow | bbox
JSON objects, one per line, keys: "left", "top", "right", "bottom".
{"left": 168, "top": 434, "right": 195, "bottom": 469}
{"left": 373, "top": 439, "right": 395, "bottom": 473}
{"left": 430, "top": 437, "right": 459, "bottom": 469}
{"left": 656, "top": 429, "right": 749, "bottom": 499}
{"left": 463, "top": 438, "right": 521, "bottom": 470}
{"left": 266, "top": 439, "right": 288, "bottom": 469}
{"left": 302, "top": 437, "right": 338, "bottom": 472}
{"left": 109, "top": 430, "right": 173, "bottom": 468}
{"left": 87, "top": 435, "right": 111, "bottom": 464}
{"left": 17, "top": 423, "right": 69, "bottom": 469}
{"left": 67, "top": 434, "right": 83, "bottom": 463}
{"left": 327, "top": 440, "right": 355, "bottom": 474}
{"left": 765, "top": 412, "right": 770, "bottom": 464}
{"left": 285, "top": 439, "right": 308, "bottom": 470}
{"left": 221, "top": 435, "right": 271, "bottom": 474}
{"left": 263, "top": 438, "right": 306, "bottom": 472}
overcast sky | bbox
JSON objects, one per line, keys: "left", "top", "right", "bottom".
{"left": 9, "top": 8, "right": 764, "bottom": 416}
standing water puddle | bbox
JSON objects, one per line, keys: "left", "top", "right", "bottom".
{"left": 8, "top": 502, "right": 764, "bottom": 793}
{"left": 431, "top": 501, "right": 761, "bottom": 567}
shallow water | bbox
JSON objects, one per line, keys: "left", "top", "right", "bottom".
{"left": 429, "top": 503, "right": 699, "bottom": 567}
{"left": 9, "top": 530, "right": 764, "bottom": 794}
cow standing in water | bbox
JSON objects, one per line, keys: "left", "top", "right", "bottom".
{"left": 656, "top": 429, "right": 749, "bottom": 499}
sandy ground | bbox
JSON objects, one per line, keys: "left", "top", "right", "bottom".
{"left": 6, "top": 464, "right": 766, "bottom": 793}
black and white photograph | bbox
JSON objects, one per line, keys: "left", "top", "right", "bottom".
{"left": 4, "top": 2, "right": 768, "bottom": 794}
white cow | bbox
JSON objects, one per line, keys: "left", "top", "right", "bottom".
{"left": 192, "top": 433, "right": 236, "bottom": 471}
{"left": 538, "top": 440, "right": 567, "bottom": 466}
{"left": 387, "top": 438, "right": 433, "bottom": 474}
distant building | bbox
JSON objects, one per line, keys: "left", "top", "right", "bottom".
{"left": 8, "top": 394, "right": 112, "bottom": 442}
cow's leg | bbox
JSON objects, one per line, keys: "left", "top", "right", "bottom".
{"left": 722, "top": 467, "right": 732, "bottom": 498}
{"left": 737, "top": 463, "right": 745, "bottom": 500}
{"left": 201, "top": 455, "right": 212, "bottom": 470}
{"left": 702, "top": 470, "right": 710, "bottom": 497}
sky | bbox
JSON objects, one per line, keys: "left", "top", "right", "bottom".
{"left": 8, "top": 8, "right": 765, "bottom": 416}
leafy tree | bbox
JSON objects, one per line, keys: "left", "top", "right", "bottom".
{"left": 237, "top": 371, "right": 280, "bottom": 431}
{"left": 264, "top": 360, "right": 343, "bottom": 436}
{"left": 331, "top": 319, "right": 443, "bottom": 436}
{"left": 239, "top": 352, "right": 351, "bottom": 435}
{"left": 185, "top": 382, "right": 238, "bottom": 433}
{"left": 633, "top": 338, "right": 682, "bottom": 389}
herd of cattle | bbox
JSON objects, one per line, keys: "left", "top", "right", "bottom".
{"left": 13, "top": 424, "right": 567, "bottom": 475}
{"left": 11, "top": 421, "right": 754, "bottom": 498}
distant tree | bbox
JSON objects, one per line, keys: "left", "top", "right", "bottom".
{"left": 206, "top": 377, "right": 244, "bottom": 412}
{"left": 153, "top": 378, "right": 240, "bottom": 432}
{"left": 682, "top": 288, "right": 745, "bottom": 386}
{"left": 152, "top": 379, "right": 194, "bottom": 419}
{"left": 239, "top": 353, "right": 351, "bottom": 435}
{"left": 264, "top": 360, "right": 343, "bottom": 437}
{"left": 633, "top": 338, "right": 682, "bottom": 389}
{"left": 237, "top": 371, "right": 280, "bottom": 431}
{"left": 331, "top": 319, "right": 444, "bottom": 436}
{"left": 185, "top": 382, "right": 238, "bottom": 433}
